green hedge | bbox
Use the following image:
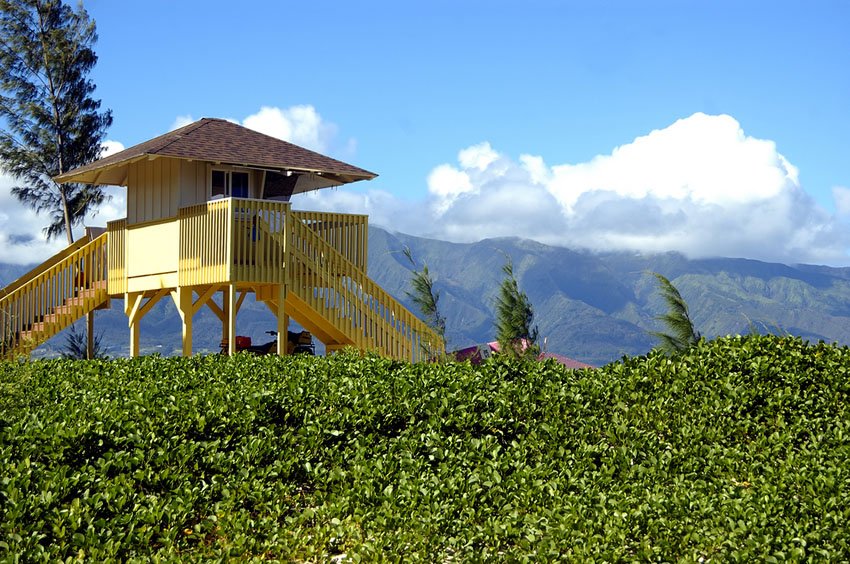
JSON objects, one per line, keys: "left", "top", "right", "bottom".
{"left": 1, "top": 335, "right": 849, "bottom": 561}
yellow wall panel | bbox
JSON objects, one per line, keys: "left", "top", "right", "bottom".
{"left": 126, "top": 220, "right": 179, "bottom": 278}
{"left": 127, "top": 158, "right": 183, "bottom": 225}
{"left": 179, "top": 161, "right": 207, "bottom": 208}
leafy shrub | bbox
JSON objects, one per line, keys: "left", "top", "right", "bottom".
{"left": 1, "top": 336, "right": 849, "bottom": 560}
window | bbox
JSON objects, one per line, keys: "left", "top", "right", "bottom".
{"left": 211, "top": 169, "right": 250, "bottom": 198}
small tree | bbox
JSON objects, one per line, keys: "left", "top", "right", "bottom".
{"left": 60, "top": 321, "right": 106, "bottom": 359}
{"left": 651, "top": 272, "right": 701, "bottom": 354}
{"left": 403, "top": 246, "right": 446, "bottom": 342}
{"left": 495, "top": 257, "right": 538, "bottom": 359}
{"left": 0, "top": 0, "right": 112, "bottom": 244}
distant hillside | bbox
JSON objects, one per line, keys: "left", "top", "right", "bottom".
{"left": 4, "top": 227, "right": 850, "bottom": 365}
{"left": 369, "top": 227, "right": 850, "bottom": 365}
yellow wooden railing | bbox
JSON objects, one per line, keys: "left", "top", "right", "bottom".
{"left": 175, "top": 200, "right": 368, "bottom": 286}
{"left": 178, "top": 198, "right": 289, "bottom": 286}
{"left": 287, "top": 215, "right": 444, "bottom": 362}
{"left": 107, "top": 218, "right": 126, "bottom": 294}
{"left": 231, "top": 199, "right": 288, "bottom": 284}
{"left": 291, "top": 210, "right": 369, "bottom": 271}
{"left": 0, "top": 233, "right": 108, "bottom": 357}
{"left": 100, "top": 198, "right": 439, "bottom": 361}
{"left": 178, "top": 199, "right": 231, "bottom": 286}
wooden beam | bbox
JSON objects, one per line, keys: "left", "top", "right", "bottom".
{"left": 261, "top": 299, "right": 277, "bottom": 317}
{"left": 169, "top": 290, "right": 183, "bottom": 322}
{"left": 125, "top": 292, "right": 144, "bottom": 322}
{"left": 191, "top": 285, "right": 220, "bottom": 316}
{"left": 206, "top": 298, "right": 225, "bottom": 323}
{"left": 234, "top": 290, "right": 248, "bottom": 316}
{"left": 137, "top": 289, "right": 169, "bottom": 321}
{"left": 125, "top": 289, "right": 170, "bottom": 358}
{"left": 125, "top": 292, "right": 144, "bottom": 357}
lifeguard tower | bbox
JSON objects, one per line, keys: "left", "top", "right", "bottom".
{"left": 0, "top": 118, "right": 443, "bottom": 360}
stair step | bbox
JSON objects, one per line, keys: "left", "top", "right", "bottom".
{"left": 53, "top": 304, "right": 80, "bottom": 316}
{"left": 19, "top": 330, "right": 40, "bottom": 342}
{"left": 65, "top": 293, "right": 105, "bottom": 307}
{"left": 1, "top": 229, "right": 108, "bottom": 358}
{"left": 42, "top": 310, "right": 78, "bottom": 324}
{"left": 74, "top": 288, "right": 106, "bottom": 300}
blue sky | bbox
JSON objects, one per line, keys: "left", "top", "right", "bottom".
{"left": 2, "top": 0, "right": 849, "bottom": 265}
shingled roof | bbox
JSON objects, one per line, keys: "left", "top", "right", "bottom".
{"left": 55, "top": 118, "right": 377, "bottom": 187}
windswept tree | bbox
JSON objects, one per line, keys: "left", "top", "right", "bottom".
{"left": 0, "top": 0, "right": 112, "bottom": 244}
{"left": 651, "top": 272, "right": 701, "bottom": 354}
{"left": 495, "top": 257, "right": 538, "bottom": 359}
{"left": 403, "top": 246, "right": 446, "bottom": 342}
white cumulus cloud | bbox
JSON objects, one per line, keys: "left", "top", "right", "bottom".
{"left": 243, "top": 105, "right": 343, "bottom": 154}
{"left": 0, "top": 140, "right": 128, "bottom": 266}
{"left": 427, "top": 165, "right": 474, "bottom": 215}
{"left": 833, "top": 186, "right": 850, "bottom": 218}
{"left": 0, "top": 102, "right": 354, "bottom": 266}
{"left": 302, "top": 113, "right": 850, "bottom": 265}
{"left": 547, "top": 113, "right": 799, "bottom": 211}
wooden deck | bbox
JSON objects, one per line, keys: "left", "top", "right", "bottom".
{"left": 2, "top": 198, "right": 443, "bottom": 362}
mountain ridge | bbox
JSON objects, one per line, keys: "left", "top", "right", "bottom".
{"left": 369, "top": 226, "right": 850, "bottom": 365}
{"left": 3, "top": 226, "right": 850, "bottom": 366}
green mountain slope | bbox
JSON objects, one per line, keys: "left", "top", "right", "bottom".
{"left": 370, "top": 227, "right": 850, "bottom": 365}
{"left": 3, "top": 227, "right": 850, "bottom": 365}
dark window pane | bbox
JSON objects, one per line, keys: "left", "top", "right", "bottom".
{"left": 232, "top": 172, "right": 249, "bottom": 198}
{"left": 211, "top": 170, "right": 226, "bottom": 197}
{"left": 263, "top": 171, "right": 298, "bottom": 200}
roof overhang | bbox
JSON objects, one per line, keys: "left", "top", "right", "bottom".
{"left": 53, "top": 118, "right": 378, "bottom": 191}
{"left": 54, "top": 153, "right": 372, "bottom": 191}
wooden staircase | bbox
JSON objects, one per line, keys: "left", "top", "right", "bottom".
{"left": 0, "top": 233, "right": 109, "bottom": 359}
{"left": 0, "top": 214, "right": 443, "bottom": 362}
{"left": 256, "top": 214, "right": 444, "bottom": 362}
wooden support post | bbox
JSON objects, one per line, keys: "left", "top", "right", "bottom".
{"left": 86, "top": 311, "right": 94, "bottom": 360}
{"left": 226, "top": 285, "right": 236, "bottom": 356}
{"left": 276, "top": 284, "right": 287, "bottom": 355}
{"left": 171, "top": 288, "right": 193, "bottom": 357}
{"left": 125, "top": 289, "right": 168, "bottom": 358}
{"left": 220, "top": 288, "right": 230, "bottom": 353}
{"left": 125, "top": 292, "right": 143, "bottom": 357}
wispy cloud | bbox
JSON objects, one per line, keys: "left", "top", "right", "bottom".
{"left": 170, "top": 115, "right": 195, "bottom": 131}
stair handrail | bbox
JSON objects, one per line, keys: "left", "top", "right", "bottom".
{"left": 1, "top": 232, "right": 108, "bottom": 356}
{"left": 0, "top": 235, "right": 91, "bottom": 300}
{"left": 287, "top": 216, "right": 445, "bottom": 361}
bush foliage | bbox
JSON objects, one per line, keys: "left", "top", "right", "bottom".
{"left": 1, "top": 335, "right": 849, "bottom": 561}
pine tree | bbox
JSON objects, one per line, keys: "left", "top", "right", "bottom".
{"left": 495, "top": 257, "right": 538, "bottom": 358}
{"left": 403, "top": 246, "right": 446, "bottom": 341}
{"left": 0, "top": 0, "right": 112, "bottom": 244}
{"left": 650, "top": 272, "right": 701, "bottom": 354}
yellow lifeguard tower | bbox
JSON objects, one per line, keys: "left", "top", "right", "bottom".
{"left": 0, "top": 118, "right": 443, "bottom": 361}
